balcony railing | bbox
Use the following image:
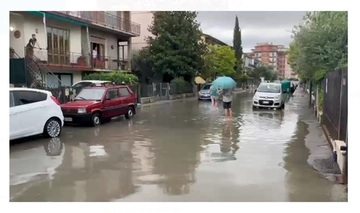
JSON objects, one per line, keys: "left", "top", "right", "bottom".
{"left": 56, "top": 11, "right": 140, "bottom": 36}
{"left": 26, "top": 48, "right": 128, "bottom": 70}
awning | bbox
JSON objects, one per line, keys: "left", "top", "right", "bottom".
{"left": 25, "top": 11, "right": 88, "bottom": 27}
{"left": 194, "top": 76, "right": 206, "bottom": 84}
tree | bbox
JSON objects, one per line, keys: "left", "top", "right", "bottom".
{"left": 288, "top": 12, "right": 348, "bottom": 83}
{"left": 202, "top": 45, "right": 236, "bottom": 81}
{"left": 233, "top": 15, "right": 243, "bottom": 74}
{"left": 247, "top": 66, "right": 278, "bottom": 82}
{"left": 147, "top": 12, "right": 206, "bottom": 82}
{"left": 131, "top": 48, "right": 157, "bottom": 83}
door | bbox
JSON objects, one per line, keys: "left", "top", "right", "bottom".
{"left": 10, "top": 90, "right": 48, "bottom": 139}
{"left": 119, "top": 87, "right": 132, "bottom": 114}
{"left": 102, "top": 89, "right": 121, "bottom": 118}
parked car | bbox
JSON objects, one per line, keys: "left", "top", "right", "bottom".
{"left": 70, "top": 80, "right": 111, "bottom": 100}
{"left": 252, "top": 82, "right": 286, "bottom": 110}
{"left": 198, "top": 83, "right": 212, "bottom": 100}
{"left": 9, "top": 88, "right": 64, "bottom": 140}
{"left": 61, "top": 85, "right": 137, "bottom": 126}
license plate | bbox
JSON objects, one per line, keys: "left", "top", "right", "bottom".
{"left": 64, "top": 117, "right": 73, "bottom": 122}
{"left": 262, "top": 101, "right": 269, "bottom": 104}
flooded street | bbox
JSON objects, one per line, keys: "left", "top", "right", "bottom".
{"left": 10, "top": 90, "right": 347, "bottom": 202}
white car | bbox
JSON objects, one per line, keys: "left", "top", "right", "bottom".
{"left": 71, "top": 80, "right": 111, "bottom": 100}
{"left": 10, "top": 88, "right": 64, "bottom": 140}
{"left": 252, "top": 83, "right": 285, "bottom": 110}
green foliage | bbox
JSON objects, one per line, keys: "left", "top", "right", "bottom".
{"left": 170, "top": 77, "right": 193, "bottom": 94}
{"left": 318, "top": 86, "right": 324, "bottom": 112}
{"left": 288, "top": 11, "right": 348, "bottom": 82}
{"left": 233, "top": 15, "right": 243, "bottom": 74}
{"left": 84, "top": 71, "right": 138, "bottom": 85}
{"left": 131, "top": 49, "right": 157, "bottom": 83}
{"left": 247, "top": 66, "right": 278, "bottom": 82}
{"left": 147, "top": 11, "right": 206, "bottom": 80}
{"left": 202, "top": 45, "right": 236, "bottom": 80}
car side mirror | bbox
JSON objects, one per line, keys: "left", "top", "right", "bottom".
{"left": 254, "top": 89, "right": 257, "bottom": 92}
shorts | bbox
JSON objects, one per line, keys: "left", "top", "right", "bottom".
{"left": 211, "top": 96, "right": 218, "bottom": 100}
{"left": 223, "top": 101, "right": 232, "bottom": 109}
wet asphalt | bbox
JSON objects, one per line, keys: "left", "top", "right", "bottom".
{"left": 9, "top": 90, "right": 347, "bottom": 202}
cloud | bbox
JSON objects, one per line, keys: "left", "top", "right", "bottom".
{"left": 197, "top": 11, "right": 305, "bottom": 50}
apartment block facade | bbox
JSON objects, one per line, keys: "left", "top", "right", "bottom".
{"left": 9, "top": 11, "right": 140, "bottom": 88}
{"left": 250, "top": 43, "right": 294, "bottom": 79}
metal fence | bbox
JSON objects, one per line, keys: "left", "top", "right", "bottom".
{"left": 322, "top": 68, "right": 347, "bottom": 142}
{"left": 46, "top": 87, "right": 71, "bottom": 104}
{"left": 140, "top": 82, "right": 194, "bottom": 100}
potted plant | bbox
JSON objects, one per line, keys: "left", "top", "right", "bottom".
{"left": 77, "top": 55, "right": 87, "bottom": 66}
{"left": 10, "top": 47, "right": 15, "bottom": 58}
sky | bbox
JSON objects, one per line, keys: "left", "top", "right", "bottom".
{"left": 197, "top": 11, "right": 306, "bottom": 53}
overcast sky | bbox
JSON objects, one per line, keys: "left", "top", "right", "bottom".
{"left": 197, "top": 11, "right": 306, "bottom": 52}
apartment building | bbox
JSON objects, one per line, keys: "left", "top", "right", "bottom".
{"left": 131, "top": 11, "right": 229, "bottom": 51}
{"left": 250, "top": 43, "right": 294, "bottom": 79}
{"left": 9, "top": 11, "right": 140, "bottom": 88}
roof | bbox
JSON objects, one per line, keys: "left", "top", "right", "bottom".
{"left": 72, "top": 80, "right": 111, "bottom": 86}
{"left": 202, "top": 33, "right": 229, "bottom": 46}
{"left": 10, "top": 87, "right": 52, "bottom": 94}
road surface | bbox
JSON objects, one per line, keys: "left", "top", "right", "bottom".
{"left": 10, "top": 90, "right": 347, "bottom": 202}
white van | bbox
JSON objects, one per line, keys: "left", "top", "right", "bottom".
{"left": 252, "top": 82, "right": 286, "bottom": 110}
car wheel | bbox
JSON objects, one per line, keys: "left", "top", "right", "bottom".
{"left": 125, "top": 106, "right": 135, "bottom": 119}
{"left": 91, "top": 113, "right": 101, "bottom": 126}
{"left": 43, "top": 118, "right": 62, "bottom": 138}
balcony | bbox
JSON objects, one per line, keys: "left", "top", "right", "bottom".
{"left": 27, "top": 48, "right": 127, "bottom": 71}
{"left": 54, "top": 11, "right": 140, "bottom": 36}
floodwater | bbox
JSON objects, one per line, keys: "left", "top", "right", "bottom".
{"left": 9, "top": 90, "right": 347, "bottom": 202}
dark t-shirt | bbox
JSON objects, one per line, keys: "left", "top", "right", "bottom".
{"left": 27, "top": 38, "right": 37, "bottom": 48}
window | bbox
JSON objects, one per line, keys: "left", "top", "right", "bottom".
{"left": 119, "top": 88, "right": 130, "bottom": 97}
{"left": 47, "top": 73, "right": 73, "bottom": 88}
{"left": 47, "top": 26, "right": 70, "bottom": 65}
{"left": 10, "top": 92, "right": 15, "bottom": 107}
{"left": 12, "top": 91, "right": 47, "bottom": 106}
{"left": 106, "top": 89, "right": 119, "bottom": 99}
{"left": 75, "top": 88, "right": 105, "bottom": 101}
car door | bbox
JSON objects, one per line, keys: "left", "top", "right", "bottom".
{"left": 10, "top": 90, "right": 48, "bottom": 139}
{"left": 102, "top": 89, "right": 121, "bottom": 118}
{"left": 119, "top": 87, "right": 131, "bottom": 114}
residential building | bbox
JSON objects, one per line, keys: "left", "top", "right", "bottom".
{"left": 243, "top": 53, "right": 262, "bottom": 69}
{"left": 9, "top": 11, "right": 140, "bottom": 88}
{"left": 201, "top": 33, "right": 229, "bottom": 46}
{"left": 131, "top": 11, "right": 229, "bottom": 51}
{"left": 250, "top": 43, "right": 293, "bottom": 79}
{"left": 131, "top": 11, "right": 153, "bottom": 50}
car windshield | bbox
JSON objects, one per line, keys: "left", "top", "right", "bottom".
{"left": 74, "top": 88, "right": 105, "bottom": 101}
{"left": 202, "top": 84, "right": 211, "bottom": 90}
{"left": 257, "top": 84, "right": 281, "bottom": 93}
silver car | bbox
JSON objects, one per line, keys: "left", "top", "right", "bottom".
{"left": 198, "top": 83, "right": 212, "bottom": 100}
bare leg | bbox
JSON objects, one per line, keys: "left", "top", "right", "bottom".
{"left": 211, "top": 98, "right": 215, "bottom": 107}
{"left": 229, "top": 109, "right": 233, "bottom": 118}
{"left": 214, "top": 99, "right": 218, "bottom": 107}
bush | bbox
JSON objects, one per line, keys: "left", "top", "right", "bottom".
{"left": 83, "top": 71, "right": 138, "bottom": 85}
{"left": 170, "top": 77, "right": 193, "bottom": 94}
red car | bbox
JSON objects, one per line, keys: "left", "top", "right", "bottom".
{"left": 61, "top": 85, "right": 137, "bottom": 126}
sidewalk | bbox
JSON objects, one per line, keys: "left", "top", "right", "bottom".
{"left": 287, "top": 89, "right": 343, "bottom": 182}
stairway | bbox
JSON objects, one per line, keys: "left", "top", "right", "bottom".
{"left": 11, "top": 49, "right": 63, "bottom": 88}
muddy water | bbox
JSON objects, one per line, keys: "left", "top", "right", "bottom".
{"left": 10, "top": 91, "right": 347, "bottom": 201}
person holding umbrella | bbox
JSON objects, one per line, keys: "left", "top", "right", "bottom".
{"left": 221, "top": 88, "right": 234, "bottom": 119}
{"left": 211, "top": 76, "right": 237, "bottom": 119}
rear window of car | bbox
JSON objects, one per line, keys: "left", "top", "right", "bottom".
{"left": 11, "top": 90, "right": 47, "bottom": 107}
